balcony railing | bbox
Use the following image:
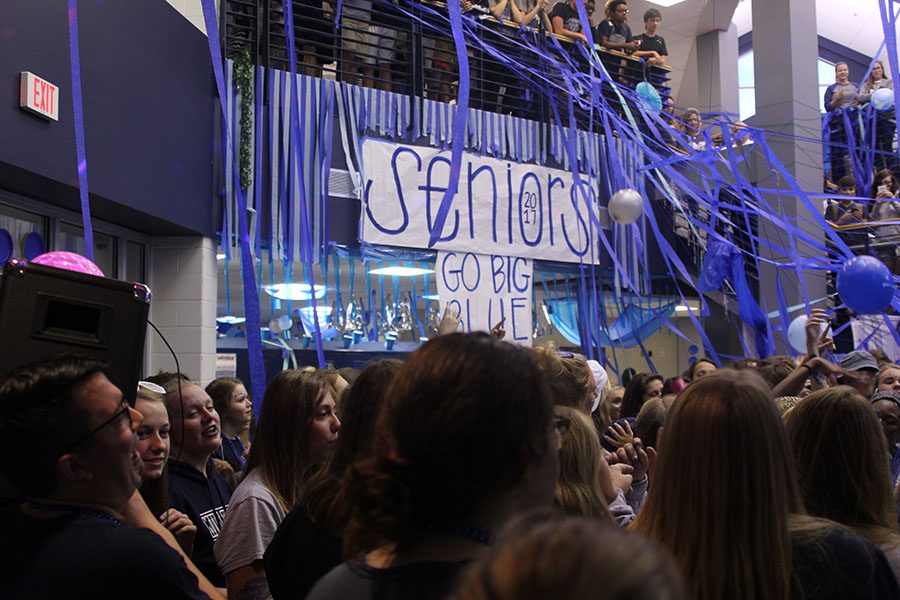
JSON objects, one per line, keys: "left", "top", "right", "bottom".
{"left": 221, "top": 0, "right": 672, "bottom": 125}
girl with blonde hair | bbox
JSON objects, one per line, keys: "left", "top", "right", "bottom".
{"left": 553, "top": 407, "right": 615, "bottom": 522}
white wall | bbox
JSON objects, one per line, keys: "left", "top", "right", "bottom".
{"left": 164, "top": 0, "right": 207, "bottom": 34}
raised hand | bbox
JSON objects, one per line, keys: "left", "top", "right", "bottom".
{"left": 437, "top": 303, "right": 462, "bottom": 335}
{"left": 603, "top": 420, "right": 635, "bottom": 449}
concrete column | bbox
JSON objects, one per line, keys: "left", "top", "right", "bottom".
{"left": 147, "top": 236, "right": 218, "bottom": 384}
{"left": 749, "top": 0, "right": 825, "bottom": 352}
{"left": 695, "top": 25, "right": 739, "bottom": 116}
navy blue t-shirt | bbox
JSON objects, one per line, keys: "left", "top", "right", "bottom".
{"left": 167, "top": 458, "right": 232, "bottom": 587}
{"left": 0, "top": 506, "right": 206, "bottom": 599}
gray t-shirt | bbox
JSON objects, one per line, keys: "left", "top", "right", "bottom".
{"left": 213, "top": 469, "right": 287, "bottom": 575}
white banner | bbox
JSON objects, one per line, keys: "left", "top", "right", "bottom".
{"left": 361, "top": 139, "right": 603, "bottom": 264}
{"left": 851, "top": 315, "right": 900, "bottom": 362}
{"left": 436, "top": 251, "right": 533, "bottom": 347}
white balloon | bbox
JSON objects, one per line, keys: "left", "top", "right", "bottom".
{"left": 871, "top": 88, "right": 894, "bottom": 112}
{"left": 786, "top": 314, "right": 826, "bottom": 353}
{"left": 269, "top": 317, "right": 283, "bottom": 334}
{"left": 608, "top": 188, "right": 644, "bottom": 225}
{"left": 277, "top": 314, "right": 293, "bottom": 333}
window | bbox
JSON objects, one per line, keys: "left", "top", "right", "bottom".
{"left": 737, "top": 51, "right": 755, "bottom": 121}
{"left": 737, "top": 51, "right": 836, "bottom": 119}
{"left": 0, "top": 204, "right": 47, "bottom": 259}
{"left": 817, "top": 59, "right": 835, "bottom": 113}
{"left": 58, "top": 222, "right": 117, "bottom": 279}
{"left": 125, "top": 241, "right": 146, "bottom": 283}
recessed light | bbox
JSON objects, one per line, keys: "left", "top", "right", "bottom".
{"left": 216, "top": 315, "right": 246, "bottom": 324}
{"left": 262, "top": 283, "right": 327, "bottom": 301}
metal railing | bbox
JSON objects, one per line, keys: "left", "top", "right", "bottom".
{"left": 821, "top": 107, "right": 898, "bottom": 184}
{"left": 221, "top": 0, "right": 672, "bottom": 124}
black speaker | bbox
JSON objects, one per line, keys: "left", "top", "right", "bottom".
{"left": 0, "top": 259, "right": 151, "bottom": 403}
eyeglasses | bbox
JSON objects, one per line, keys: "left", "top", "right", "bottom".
{"left": 62, "top": 402, "right": 132, "bottom": 453}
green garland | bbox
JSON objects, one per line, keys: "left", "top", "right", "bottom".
{"left": 233, "top": 45, "right": 253, "bottom": 191}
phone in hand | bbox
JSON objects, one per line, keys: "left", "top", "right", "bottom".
{"left": 878, "top": 184, "right": 890, "bottom": 195}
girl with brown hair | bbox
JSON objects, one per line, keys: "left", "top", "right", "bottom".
{"left": 307, "top": 332, "right": 560, "bottom": 600}
{"left": 205, "top": 376, "right": 252, "bottom": 475}
{"left": 785, "top": 386, "right": 900, "bottom": 582}
{"left": 264, "top": 359, "right": 404, "bottom": 599}
{"left": 214, "top": 369, "right": 340, "bottom": 599}
{"left": 632, "top": 370, "right": 898, "bottom": 599}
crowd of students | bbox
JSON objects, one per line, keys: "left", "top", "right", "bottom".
{"left": 824, "top": 170, "right": 900, "bottom": 275}
{"left": 297, "top": 0, "right": 671, "bottom": 97}
{"left": 3, "top": 305, "right": 900, "bottom": 599}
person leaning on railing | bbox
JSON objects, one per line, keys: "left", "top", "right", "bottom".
{"left": 869, "top": 169, "right": 900, "bottom": 275}
{"left": 824, "top": 62, "right": 859, "bottom": 181}
{"left": 549, "top": 0, "right": 591, "bottom": 44}
{"left": 825, "top": 174, "right": 869, "bottom": 255}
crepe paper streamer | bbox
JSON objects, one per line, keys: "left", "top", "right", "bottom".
{"left": 67, "top": 0, "right": 94, "bottom": 261}
{"left": 200, "top": 0, "right": 267, "bottom": 415}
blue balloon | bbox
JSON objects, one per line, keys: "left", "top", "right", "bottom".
{"left": 836, "top": 256, "right": 895, "bottom": 314}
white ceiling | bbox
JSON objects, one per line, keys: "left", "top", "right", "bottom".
{"left": 733, "top": 0, "right": 897, "bottom": 60}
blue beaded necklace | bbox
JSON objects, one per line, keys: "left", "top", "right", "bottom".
{"left": 25, "top": 498, "right": 123, "bottom": 527}
{"left": 443, "top": 523, "right": 497, "bottom": 546}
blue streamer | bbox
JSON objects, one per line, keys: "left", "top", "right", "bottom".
{"left": 67, "top": 0, "right": 93, "bottom": 260}
{"left": 200, "top": 0, "right": 266, "bottom": 415}
{"left": 427, "top": 0, "right": 470, "bottom": 247}
{"left": 283, "top": 0, "right": 326, "bottom": 368}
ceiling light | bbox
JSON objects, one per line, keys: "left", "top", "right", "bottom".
{"left": 216, "top": 253, "right": 227, "bottom": 260}
{"left": 421, "top": 294, "right": 441, "bottom": 301}
{"left": 368, "top": 266, "right": 435, "bottom": 277}
{"left": 216, "top": 315, "right": 246, "bottom": 324}
{"left": 262, "top": 283, "right": 327, "bottom": 301}
{"left": 647, "top": 0, "right": 688, "bottom": 6}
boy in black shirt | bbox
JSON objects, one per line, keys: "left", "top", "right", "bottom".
{"left": 634, "top": 8, "right": 667, "bottom": 66}
{"left": 594, "top": 0, "right": 638, "bottom": 52}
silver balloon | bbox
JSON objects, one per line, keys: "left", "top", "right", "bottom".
{"left": 608, "top": 188, "right": 644, "bottom": 225}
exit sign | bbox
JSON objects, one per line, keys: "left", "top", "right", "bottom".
{"left": 19, "top": 72, "right": 59, "bottom": 121}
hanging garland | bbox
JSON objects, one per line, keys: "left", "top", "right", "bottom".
{"left": 233, "top": 45, "right": 253, "bottom": 190}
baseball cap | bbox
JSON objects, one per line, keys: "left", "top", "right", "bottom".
{"left": 840, "top": 350, "right": 879, "bottom": 372}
